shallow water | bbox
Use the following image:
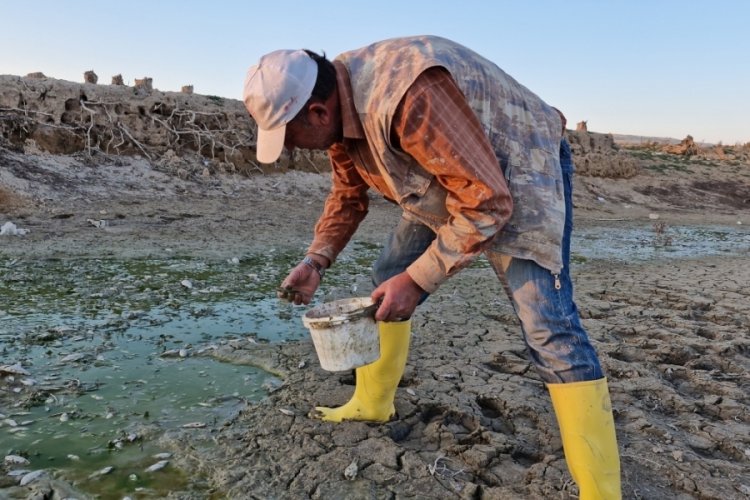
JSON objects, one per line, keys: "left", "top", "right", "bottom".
{"left": 1, "top": 224, "right": 747, "bottom": 496}
{"left": 572, "top": 222, "right": 750, "bottom": 262}
{"left": 0, "top": 247, "right": 376, "bottom": 497}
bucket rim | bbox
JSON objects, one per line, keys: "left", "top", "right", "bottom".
{"left": 303, "top": 297, "right": 378, "bottom": 328}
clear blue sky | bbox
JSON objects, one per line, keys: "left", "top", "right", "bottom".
{"left": 2, "top": 0, "right": 748, "bottom": 144}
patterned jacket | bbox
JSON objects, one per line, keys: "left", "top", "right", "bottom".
{"left": 312, "top": 36, "right": 566, "bottom": 289}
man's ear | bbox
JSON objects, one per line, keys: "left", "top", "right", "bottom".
{"left": 307, "top": 102, "right": 330, "bottom": 126}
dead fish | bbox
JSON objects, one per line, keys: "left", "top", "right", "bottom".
{"left": 7, "top": 469, "right": 31, "bottom": 477}
{"left": 4, "top": 455, "right": 30, "bottom": 465}
{"left": 59, "top": 353, "right": 89, "bottom": 363}
{"left": 159, "top": 349, "right": 186, "bottom": 358}
{"left": 181, "top": 422, "right": 206, "bottom": 429}
{"left": 19, "top": 470, "right": 46, "bottom": 486}
{"left": 152, "top": 452, "right": 172, "bottom": 460}
{"left": 0, "top": 363, "right": 30, "bottom": 376}
{"left": 88, "top": 466, "right": 114, "bottom": 478}
{"left": 145, "top": 460, "right": 169, "bottom": 472}
{"left": 279, "top": 408, "right": 295, "bottom": 417}
{"left": 344, "top": 459, "right": 358, "bottom": 480}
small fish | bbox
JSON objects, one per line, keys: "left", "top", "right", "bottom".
{"left": 145, "top": 460, "right": 169, "bottom": 472}
{"left": 60, "top": 353, "right": 88, "bottom": 363}
{"left": 88, "top": 466, "right": 114, "bottom": 478}
{"left": 4, "top": 455, "right": 30, "bottom": 465}
{"left": 279, "top": 408, "right": 295, "bottom": 417}
{"left": 152, "top": 452, "right": 172, "bottom": 460}
{"left": 20, "top": 470, "right": 46, "bottom": 486}
{"left": 7, "top": 469, "right": 31, "bottom": 477}
{"left": 181, "top": 422, "right": 206, "bottom": 428}
{"left": 0, "top": 363, "right": 30, "bottom": 376}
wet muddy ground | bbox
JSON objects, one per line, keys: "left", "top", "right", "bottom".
{"left": 1, "top": 151, "right": 749, "bottom": 499}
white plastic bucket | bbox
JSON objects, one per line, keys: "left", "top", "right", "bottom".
{"left": 302, "top": 297, "right": 380, "bottom": 372}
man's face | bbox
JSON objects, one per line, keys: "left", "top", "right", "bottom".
{"left": 283, "top": 102, "right": 341, "bottom": 154}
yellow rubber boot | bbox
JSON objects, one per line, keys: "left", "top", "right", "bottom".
{"left": 314, "top": 319, "right": 411, "bottom": 423}
{"left": 547, "top": 378, "right": 621, "bottom": 500}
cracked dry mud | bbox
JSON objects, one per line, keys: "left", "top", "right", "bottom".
{"left": 1, "top": 139, "right": 749, "bottom": 499}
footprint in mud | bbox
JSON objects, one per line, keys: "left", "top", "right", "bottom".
{"left": 482, "top": 351, "right": 532, "bottom": 376}
{"left": 388, "top": 404, "right": 484, "bottom": 447}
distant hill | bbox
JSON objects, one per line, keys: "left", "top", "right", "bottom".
{"left": 610, "top": 133, "right": 681, "bottom": 145}
{"left": 609, "top": 133, "right": 716, "bottom": 147}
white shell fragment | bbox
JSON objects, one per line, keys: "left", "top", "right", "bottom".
{"left": 87, "top": 218, "right": 108, "bottom": 228}
{"left": 0, "top": 221, "right": 30, "bottom": 236}
{"left": 145, "top": 460, "right": 169, "bottom": 472}
{"left": 180, "top": 279, "right": 193, "bottom": 289}
{"left": 279, "top": 408, "right": 295, "bottom": 416}
{"left": 344, "top": 459, "right": 359, "bottom": 481}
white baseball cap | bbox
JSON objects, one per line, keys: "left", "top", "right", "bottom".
{"left": 242, "top": 49, "right": 317, "bottom": 163}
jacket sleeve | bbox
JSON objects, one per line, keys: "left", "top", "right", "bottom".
{"left": 306, "top": 142, "right": 370, "bottom": 264}
{"left": 394, "top": 68, "right": 514, "bottom": 293}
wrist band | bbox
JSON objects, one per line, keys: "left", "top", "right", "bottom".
{"left": 302, "top": 256, "right": 325, "bottom": 278}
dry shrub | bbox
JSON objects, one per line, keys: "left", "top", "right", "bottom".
{"left": 575, "top": 152, "right": 639, "bottom": 179}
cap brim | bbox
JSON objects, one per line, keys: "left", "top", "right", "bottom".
{"left": 256, "top": 126, "right": 286, "bottom": 164}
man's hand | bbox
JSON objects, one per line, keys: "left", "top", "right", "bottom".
{"left": 371, "top": 272, "right": 424, "bottom": 322}
{"left": 278, "top": 260, "right": 321, "bottom": 305}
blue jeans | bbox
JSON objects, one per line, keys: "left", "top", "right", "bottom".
{"left": 372, "top": 139, "right": 603, "bottom": 383}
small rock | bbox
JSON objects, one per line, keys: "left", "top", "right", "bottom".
{"left": 648, "top": 213, "right": 660, "bottom": 220}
